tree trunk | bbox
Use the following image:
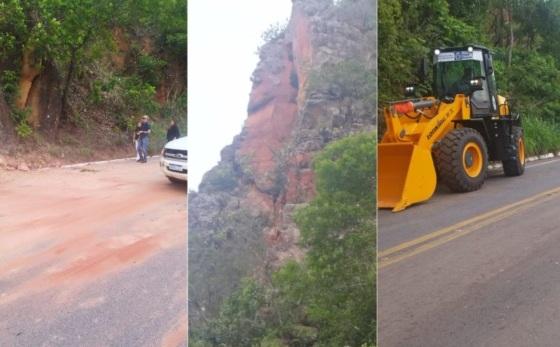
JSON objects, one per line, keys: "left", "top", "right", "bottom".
{"left": 507, "top": 4, "right": 514, "bottom": 67}
{"left": 16, "top": 49, "right": 41, "bottom": 123}
{"left": 57, "top": 29, "right": 91, "bottom": 133}
{"left": 493, "top": 8, "right": 503, "bottom": 46}
{"left": 57, "top": 49, "right": 77, "bottom": 131}
{"left": 0, "top": 89, "right": 13, "bottom": 135}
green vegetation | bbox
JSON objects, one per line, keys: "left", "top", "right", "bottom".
{"left": 191, "top": 132, "right": 376, "bottom": 346}
{"left": 202, "top": 163, "right": 239, "bottom": 192}
{"left": 379, "top": 0, "right": 560, "bottom": 155}
{"left": 0, "top": 0, "right": 186, "bottom": 156}
{"left": 261, "top": 21, "right": 289, "bottom": 45}
{"left": 188, "top": 207, "right": 270, "bottom": 337}
{"left": 521, "top": 116, "right": 560, "bottom": 155}
{"left": 309, "top": 60, "right": 376, "bottom": 114}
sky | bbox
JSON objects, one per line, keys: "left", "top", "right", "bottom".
{"left": 188, "top": 1, "right": 293, "bottom": 190}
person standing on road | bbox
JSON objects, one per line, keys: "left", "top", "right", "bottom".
{"left": 134, "top": 120, "right": 142, "bottom": 160}
{"left": 137, "top": 115, "right": 151, "bottom": 163}
{"left": 166, "top": 119, "right": 180, "bottom": 142}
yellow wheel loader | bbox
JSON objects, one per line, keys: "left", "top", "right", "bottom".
{"left": 379, "top": 45, "right": 526, "bottom": 212}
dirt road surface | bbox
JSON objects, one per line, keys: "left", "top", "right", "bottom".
{"left": 0, "top": 159, "right": 186, "bottom": 346}
{"left": 378, "top": 158, "right": 560, "bottom": 346}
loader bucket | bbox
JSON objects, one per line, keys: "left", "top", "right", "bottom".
{"left": 378, "top": 143, "right": 437, "bottom": 212}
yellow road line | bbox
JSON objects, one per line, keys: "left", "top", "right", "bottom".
{"left": 379, "top": 186, "right": 560, "bottom": 269}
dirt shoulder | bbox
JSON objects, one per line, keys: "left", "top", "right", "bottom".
{"left": 0, "top": 139, "right": 137, "bottom": 172}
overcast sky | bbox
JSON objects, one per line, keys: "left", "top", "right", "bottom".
{"left": 188, "top": 1, "right": 293, "bottom": 190}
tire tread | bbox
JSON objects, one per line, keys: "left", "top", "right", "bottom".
{"left": 502, "top": 126, "right": 525, "bottom": 177}
{"left": 433, "top": 128, "right": 488, "bottom": 192}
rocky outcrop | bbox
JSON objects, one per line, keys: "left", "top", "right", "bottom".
{"left": 189, "top": 0, "right": 375, "bottom": 321}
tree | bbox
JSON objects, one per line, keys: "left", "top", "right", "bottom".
{"left": 0, "top": 0, "right": 187, "bottom": 132}
{"left": 290, "top": 132, "right": 376, "bottom": 346}
{"left": 49, "top": 0, "right": 117, "bottom": 129}
{"left": 0, "top": 0, "right": 115, "bottom": 128}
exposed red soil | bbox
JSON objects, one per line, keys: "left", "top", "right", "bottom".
{"left": 161, "top": 315, "right": 187, "bottom": 347}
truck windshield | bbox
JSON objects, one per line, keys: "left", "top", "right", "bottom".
{"left": 434, "top": 59, "right": 484, "bottom": 98}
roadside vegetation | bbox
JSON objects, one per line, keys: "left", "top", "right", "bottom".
{"left": 0, "top": 0, "right": 186, "bottom": 164}
{"left": 379, "top": 0, "right": 560, "bottom": 155}
{"left": 190, "top": 132, "right": 377, "bottom": 347}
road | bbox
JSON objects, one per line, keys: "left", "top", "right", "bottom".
{"left": 0, "top": 159, "right": 186, "bottom": 347}
{"left": 379, "top": 158, "right": 560, "bottom": 347}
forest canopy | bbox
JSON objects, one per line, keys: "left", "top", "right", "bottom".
{"left": 379, "top": 0, "right": 560, "bottom": 155}
{"left": 0, "top": 0, "right": 186, "bottom": 155}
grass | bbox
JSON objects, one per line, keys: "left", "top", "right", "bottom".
{"left": 522, "top": 116, "right": 560, "bottom": 156}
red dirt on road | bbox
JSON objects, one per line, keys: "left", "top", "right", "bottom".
{"left": 0, "top": 159, "right": 186, "bottom": 346}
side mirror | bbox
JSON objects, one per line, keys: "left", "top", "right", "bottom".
{"left": 404, "top": 85, "right": 415, "bottom": 97}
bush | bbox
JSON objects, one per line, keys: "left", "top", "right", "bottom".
{"left": 89, "top": 80, "right": 104, "bottom": 105}
{"left": 15, "top": 121, "right": 33, "bottom": 138}
{"left": 201, "top": 164, "right": 238, "bottom": 192}
{"left": 138, "top": 54, "right": 167, "bottom": 85}
{"left": 10, "top": 108, "right": 33, "bottom": 138}
{"left": 205, "top": 279, "right": 268, "bottom": 346}
{"left": 333, "top": 0, "right": 376, "bottom": 31}
{"left": 261, "top": 21, "right": 288, "bottom": 44}
{"left": 122, "top": 76, "right": 158, "bottom": 113}
{"left": 496, "top": 50, "right": 560, "bottom": 125}
{"left": 0, "top": 70, "right": 18, "bottom": 103}
{"left": 147, "top": 120, "right": 167, "bottom": 155}
{"left": 160, "top": 93, "right": 187, "bottom": 133}
{"left": 522, "top": 116, "right": 560, "bottom": 155}
{"left": 256, "top": 21, "right": 288, "bottom": 55}
{"left": 308, "top": 61, "right": 376, "bottom": 111}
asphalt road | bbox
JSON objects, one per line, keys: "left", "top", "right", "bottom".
{"left": 379, "top": 158, "right": 560, "bottom": 347}
{"left": 0, "top": 159, "right": 186, "bottom": 347}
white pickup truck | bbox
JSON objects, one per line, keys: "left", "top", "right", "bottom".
{"left": 160, "top": 136, "right": 187, "bottom": 183}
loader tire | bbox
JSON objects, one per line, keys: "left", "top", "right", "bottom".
{"left": 502, "top": 126, "right": 525, "bottom": 177}
{"left": 433, "top": 128, "right": 488, "bottom": 192}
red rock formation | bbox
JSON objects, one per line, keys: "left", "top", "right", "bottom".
{"left": 189, "top": 0, "right": 375, "bottom": 322}
{"left": 238, "top": 4, "right": 317, "bottom": 215}
{"left": 193, "top": 0, "right": 375, "bottom": 259}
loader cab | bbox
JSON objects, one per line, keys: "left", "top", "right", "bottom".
{"left": 433, "top": 46, "right": 499, "bottom": 117}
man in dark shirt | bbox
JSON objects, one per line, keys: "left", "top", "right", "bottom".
{"left": 137, "top": 115, "right": 151, "bottom": 163}
{"left": 134, "top": 121, "right": 142, "bottom": 160}
{"left": 166, "top": 119, "right": 181, "bottom": 142}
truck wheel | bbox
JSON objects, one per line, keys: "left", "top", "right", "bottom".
{"left": 502, "top": 126, "right": 525, "bottom": 176}
{"left": 433, "top": 128, "right": 488, "bottom": 192}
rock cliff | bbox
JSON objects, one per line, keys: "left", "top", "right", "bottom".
{"left": 189, "top": 0, "right": 376, "bottom": 322}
